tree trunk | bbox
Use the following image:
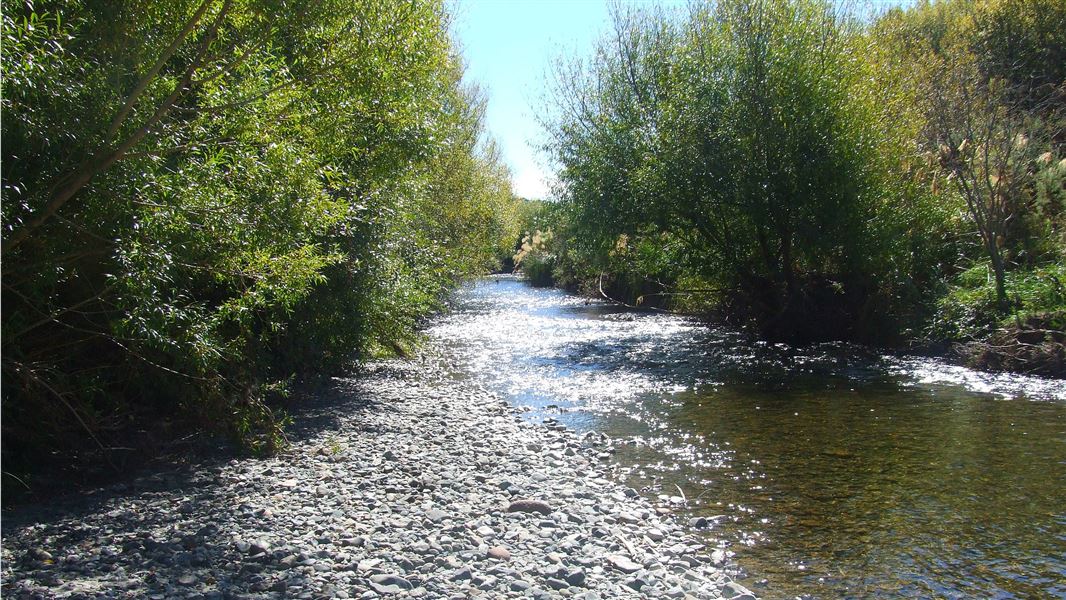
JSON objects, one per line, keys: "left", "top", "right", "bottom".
{"left": 987, "top": 235, "right": 1009, "bottom": 312}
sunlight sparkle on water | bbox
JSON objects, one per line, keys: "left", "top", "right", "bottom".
{"left": 429, "top": 276, "right": 1066, "bottom": 599}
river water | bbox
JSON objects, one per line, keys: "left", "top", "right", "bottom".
{"left": 427, "top": 276, "right": 1066, "bottom": 599}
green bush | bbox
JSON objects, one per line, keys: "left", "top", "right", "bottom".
{"left": 521, "top": 254, "right": 558, "bottom": 288}
{"left": 0, "top": 0, "right": 523, "bottom": 475}
{"left": 931, "top": 261, "right": 1066, "bottom": 340}
{"left": 544, "top": 0, "right": 946, "bottom": 342}
{"left": 541, "top": 0, "right": 1064, "bottom": 357}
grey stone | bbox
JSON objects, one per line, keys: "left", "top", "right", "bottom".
{"left": 564, "top": 569, "right": 586, "bottom": 587}
{"left": 177, "top": 574, "right": 197, "bottom": 586}
{"left": 450, "top": 567, "right": 472, "bottom": 581}
{"left": 545, "top": 577, "right": 569, "bottom": 590}
{"left": 606, "top": 554, "right": 643, "bottom": 574}
{"left": 369, "top": 574, "right": 411, "bottom": 590}
{"left": 723, "top": 581, "right": 757, "bottom": 599}
{"left": 626, "top": 577, "right": 647, "bottom": 591}
{"left": 507, "top": 500, "right": 553, "bottom": 515}
{"left": 358, "top": 558, "right": 382, "bottom": 572}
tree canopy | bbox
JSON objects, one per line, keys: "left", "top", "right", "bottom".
{"left": 1, "top": 0, "right": 522, "bottom": 471}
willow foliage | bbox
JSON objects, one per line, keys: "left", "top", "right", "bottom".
{"left": 547, "top": 0, "right": 941, "bottom": 340}
{"left": 546, "top": 0, "right": 1063, "bottom": 349}
{"left": 1, "top": 0, "right": 520, "bottom": 471}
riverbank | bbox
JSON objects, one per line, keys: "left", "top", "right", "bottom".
{"left": 1, "top": 355, "right": 756, "bottom": 600}
{"left": 536, "top": 270, "right": 1066, "bottom": 380}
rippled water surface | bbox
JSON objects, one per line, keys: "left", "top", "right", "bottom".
{"left": 427, "top": 276, "right": 1066, "bottom": 599}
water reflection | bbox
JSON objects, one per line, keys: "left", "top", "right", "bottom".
{"left": 427, "top": 276, "right": 1066, "bottom": 599}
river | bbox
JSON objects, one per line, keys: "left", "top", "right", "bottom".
{"left": 427, "top": 276, "right": 1066, "bottom": 599}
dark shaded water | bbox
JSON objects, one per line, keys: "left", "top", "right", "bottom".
{"left": 427, "top": 276, "right": 1066, "bottom": 599}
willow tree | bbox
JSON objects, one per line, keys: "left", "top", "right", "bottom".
{"left": 2, "top": 0, "right": 517, "bottom": 470}
{"left": 546, "top": 0, "right": 923, "bottom": 340}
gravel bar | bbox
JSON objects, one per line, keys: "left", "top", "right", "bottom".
{"left": 2, "top": 357, "right": 757, "bottom": 599}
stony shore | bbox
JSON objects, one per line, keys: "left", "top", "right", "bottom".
{"left": 2, "top": 357, "right": 757, "bottom": 600}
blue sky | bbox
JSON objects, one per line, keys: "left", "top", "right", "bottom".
{"left": 453, "top": 0, "right": 685, "bottom": 199}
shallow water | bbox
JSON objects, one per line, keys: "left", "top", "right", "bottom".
{"left": 427, "top": 276, "right": 1066, "bottom": 599}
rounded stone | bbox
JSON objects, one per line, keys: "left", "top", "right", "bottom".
{"left": 487, "top": 546, "right": 511, "bottom": 560}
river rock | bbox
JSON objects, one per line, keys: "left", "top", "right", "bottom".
{"left": 606, "top": 554, "right": 643, "bottom": 574}
{"left": 249, "top": 538, "right": 271, "bottom": 555}
{"left": 450, "top": 567, "right": 472, "bottom": 581}
{"left": 487, "top": 545, "right": 510, "bottom": 560}
{"left": 723, "top": 581, "right": 757, "bottom": 599}
{"left": 369, "top": 574, "right": 412, "bottom": 594}
{"left": 626, "top": 576, "right": 650, "bottom": 591}
{"left": 546, "top": 577, "right": 569, "bottom": 590}
{"left": 177, "top": 574, "right": 198, "bottom": 586}
{"left": 565, "top": 569, "right": 587, "bottom": 586}
{"left": 507, "top": 499, "right": 553, "bottom": 515}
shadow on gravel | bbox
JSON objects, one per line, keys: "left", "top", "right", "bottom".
{"left": 1, "top": 366, "right": 395, "bottom": 523}
{"left": 2, "top": 367, "right": 410, "bottom": 598}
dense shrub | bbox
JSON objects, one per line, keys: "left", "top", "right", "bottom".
{"left": 1, "top": 0, "right": 522, "bottom": 475}
{"left": 542, "top": 0, "right": 1064, "bottom": 365}
{"left": 545, "top": 0, "right": 947, "bottom": 342}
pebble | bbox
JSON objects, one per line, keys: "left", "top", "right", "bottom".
{"left": 450, "top": 567, "right": 472, "bottom": 581}
{"left": 606, "top": 554, "right": 644, "bottom": 574}
{"left": 723, "top": 581, "right": 758, "bottom": 599}
{"left": 565, "top": 569, "right": 587, "bottom": 586}
{"left": 369, "top": 573, "right": 412, "bottom": 594}
{"left": 487, "top": 545, "right": 511, "bottom": 560}
{"left": 546, "top": 577, "right": 569, "bottom": 590}
{"left": 508, "top": 499, "right": 554, "bottom": 515}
